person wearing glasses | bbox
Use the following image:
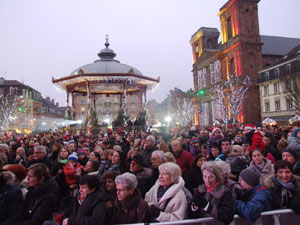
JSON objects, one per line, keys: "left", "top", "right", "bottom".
{"left": 26, "top": 146, "right": 52, "bottom": 170}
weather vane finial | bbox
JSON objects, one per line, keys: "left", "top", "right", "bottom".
{"left": 105, "top": 34, "right": 109, "bottom": 48}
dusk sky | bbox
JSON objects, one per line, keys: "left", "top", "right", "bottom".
{"left": 1, "top": 0, "right": 299, "bottom": 106}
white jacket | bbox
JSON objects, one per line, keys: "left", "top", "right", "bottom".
{"left": 145, "top": 176, "right": 187, "bottom": 222}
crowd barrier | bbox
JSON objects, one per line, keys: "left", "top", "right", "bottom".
{"left": 118, "top": 209, "right": 299, "bottom": 225}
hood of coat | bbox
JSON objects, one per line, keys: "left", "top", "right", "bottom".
{"left": 115, "top": 188, "right": 142, "bottom": 210}
{"left": 198, "top": 183, "right": 227, "bottom": 199}
{"left": 28, "top": 177, "right": 59, "bottom": 196}
{"left": 264, "top": 174, "right": 300, "bottom": 190}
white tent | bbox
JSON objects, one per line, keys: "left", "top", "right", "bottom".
{"left": 262, "top": 118, "right": 276, "bottom": 124}
{"left": 289, "top": 115, "right": 300, "bottom": 123}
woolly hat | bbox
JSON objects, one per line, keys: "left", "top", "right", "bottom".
{"left": 68, "top": 153, "right": 78, "bottom": 162}
{"left": 0, "top": 144, "right": 9, "bottom": 151}
{"left": 77, "top": 148, "right": 85, "bottom": 155}
{"left": 282, "top": 148, "right": 298, "bottom": 161}
{"left": 240, "top": 168, "right": 260, "bottom": 187}
{"left": 191, "top": 138, "right": 199, "bottom": 145}
{"left": 5, "top": 164, "right": 27, "bottom": 181}
{"left": 244, "top": 124, "right": 255, "bottom": 130}
{"left": 131, "top": 154, "right": 144, "bottom": 166}
{"left": 211, "top": 127, "right": 222, "bottom": 134}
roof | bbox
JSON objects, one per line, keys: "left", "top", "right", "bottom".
{"left": 70, "top": 38, "right": 143, "bottom": 76}
{"left": 261, "top": 35, "right": 300, "bottom": 56}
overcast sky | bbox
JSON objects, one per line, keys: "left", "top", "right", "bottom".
{"left": 1, "top": 0, "right": 300, "bottom": 106}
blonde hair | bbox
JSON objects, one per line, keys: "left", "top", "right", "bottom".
{"left": 159, "top": 162, "right": 182, "bottom": 183}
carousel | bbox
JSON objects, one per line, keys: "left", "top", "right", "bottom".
{"left": 52, "top": 37, "right": 159, "bottom": 132}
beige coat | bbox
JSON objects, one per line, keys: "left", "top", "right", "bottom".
{"left": 249, "top": 158, "right": 274, "bottom": 186}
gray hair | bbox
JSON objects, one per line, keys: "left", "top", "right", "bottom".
{"left": 215, "top": 161, "right": 231, "bottom": 175}
{"left": 115, "top": 172, "right": 137, "bottom": 190}
{"left": 0, "top": 144, "right": 9, "bottom": 151}
{"left": 164, "top": 152, "right": 176, "bottom": 163}
{"left": 159, "top": 162, "right": 182, "bottom": 183}
{"left": 34, "top": 146, "right": 47, "bottom": 154}
{"left": 113, "top": 145, "right": 122, "bottom": 151}
{"left": 172, "top": 139, "right": 182, "bottom": 147}
{"left": 146, "top": 135, "right": 156, "bottom": 143}
{"left": 201, "top": 161, "right": 223, "bottom": 183}
{"left": 0, "top": 153, "right": 8, "bottom": 164}
{"left": 152, "top": 150, "right": 166, "bottom": 162}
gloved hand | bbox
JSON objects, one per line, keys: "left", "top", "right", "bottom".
{"left": 148, "top": 204, "right": 161, "bottom": 219}
{"left": 191, "top": 195, "right": 208, "bottom": 208}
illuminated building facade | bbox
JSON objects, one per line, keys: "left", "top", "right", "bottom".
{"left": 191, "top": 0, "right": 300, "bottom": 126}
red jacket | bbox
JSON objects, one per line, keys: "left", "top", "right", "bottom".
{"left": 249, "top": 132, "right": 265, "bottom": 153}
{"left": 63, "top": 162, "right": 83, "bottom": 185}
{"left": 175, "top": 150, "right": 194, "bottom": 175}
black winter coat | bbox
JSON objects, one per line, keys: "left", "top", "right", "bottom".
{"left": 68, "top": 190, "right": 106, "bottom": 225}
{"left": 0, "top": 184, "right": 24, "bottom": 225}
{"left": 13, "top": 177, "right": 59, "bottom": 225}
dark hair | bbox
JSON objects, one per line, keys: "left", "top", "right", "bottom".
{"left": 92, "top": 151, "right": 101, "bottom": 161}
{"left": 251, "top": 148, "right": 264, "bottom": 158}
{"left": 26, "top": 149, "right": 34, "bottom": 157}
{"left": 192, "top": 153, "right": 207, "bottom": 168}
{"left": 87, "top": 159, "right": 99, "bottom": 171}
{"left": 264, "top": 132, "right": 273, "bottom": 140}
{"left": 103, "top": 170, "right": 121, "bottom": 181}
{"left": 211, "top": 144, "right": 220, "bottom": 151}
{"left": 275, "top": 160, "right": 293, "bottom": 173}
{"left": 28, "top": 163, "right": 51, "bottom": 181}
{"left": 201, "top": 144, "right": 207, "bottom": 149}
{"left": 79, "top": 175, "right": 99, "bottom": 190}
{"left": 221, "top": 138, "right": 231, "bottom": 145}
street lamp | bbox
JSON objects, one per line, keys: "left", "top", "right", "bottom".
{"left": 165, "top": 116, "right": 171, "bottom": 132}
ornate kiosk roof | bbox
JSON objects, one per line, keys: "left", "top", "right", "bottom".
{"left": 52, "top": 38, "right": 160, "bottom": 95}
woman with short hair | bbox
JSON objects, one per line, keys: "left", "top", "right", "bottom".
{"left": 189, "top": 161, "right": 234, "bottom": 224}
{"left": 112, "top": 173, "right": 149, "bottom": 224}
{"left": 264, "top": 160, "right": 300, "bottom": 214}
{"left": 145, "top": 162, "right": 187, "bottom": 222}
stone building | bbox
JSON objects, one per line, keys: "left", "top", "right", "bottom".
{"left": 259, "top": 45, "right": 300, "bottom": 124}
{"left": 190, "top": 0, "right": 300, "bottom": 126}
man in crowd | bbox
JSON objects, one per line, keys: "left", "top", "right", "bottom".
{"left": 140, "top": 135, "right": 157, "bottom": 168}
{"left": 216, "top": 138, "right": 232, "bottom": 162}
{"left": 282, "top": 148, "right": 300, "bottom": 176}
{"left": 27, "top": 145, "right": 52, "bottom": 169}
{"left": 171, "top": 140, "right": 193, "bottom": 175}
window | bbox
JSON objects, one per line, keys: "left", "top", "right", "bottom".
{"left": 274, "top": 68, "right": 280, "bottom": 77}
{"left": 265, "top": 102, "right": 270, "bottom": 112}
{"left": 265, "top": 71, "right": 269, "bottom": 80}
{"left": 286, "top": 98, "right": 292, "bottom": 110}
{"left": 264, "top": 85, "right": 269, "bottom": 96}
{"left": 286, "top": 80, "right": 292, "bottom": 91}
{"left": 275, "top": 100, "right": 281, "bottom": 111}
{"left": 195, "top": 43, "right": 199, "bottom": 60}
{"left": 80, "top": 98, "right": 85, "bottom": 104}
{"left": 210, "top": 63, "right": 215, "bottom": 84}
{"left": 274, "top": 83, "right": 279, "bottom": 94}
{"left": 104, "top": 102, "right": 111, "bottom": 107}
{"left": 286, "top": 64, "right": 291, "bottom": 73}
{"left": 227, "top": 17, "right": 232, "bottom": 39}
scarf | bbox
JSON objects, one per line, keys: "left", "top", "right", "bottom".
{"left": 58, "top": 159, "right": 68, "bottom": 165}
{"left": 206, "top": 182, "right": 219, "bottom": 193}
{"left": 276, "top": 176, "right": 295, "bottom": 208}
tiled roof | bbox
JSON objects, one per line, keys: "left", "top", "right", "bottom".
{"left": 261, "top": 35, "right": 300, "bottom": 56}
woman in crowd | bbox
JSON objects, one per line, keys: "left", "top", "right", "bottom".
{"left": 49, "top": 142, "right": 62, "bottom": 163}
{"left": 82, "top": 159, "right": 99, "bottom": 176}
{"left": 157, "top": 142, "right": 170, "bottom": 153}
{"left": 22, "top": 163, "right": 59, "bottom": 225}
{"left": 207, "top": 127, "right": 224, "bottom": 153}
{"left": 112, "top": 172, "right": 149, "bottom": 224}
{"left": 145, "top": 162, "right": 187, "bottom": 222}
{"left": 264, "top": 160, "right": 300, "bottom": 213}
{"left": 249, "top": 149, "right": 274, "bottom": 185}
{"left": 207, "top": 145, "right": 221, "bottom": 161}
{"left": 89, "top": 151, "right": 101, "bottom": 163}
{"left": 62, "top": 175, "right": 106, "bottom": 225}
{"left": 185, "top": 153, "right": 206, "bottom": 192}
{"left": 189, "top": 161, "right": 235, "bottom": 224}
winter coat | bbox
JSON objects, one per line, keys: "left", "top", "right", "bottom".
{"left": 235, "top": 185, "right": 272, "bottom": 223}
{"left": 132, "top": 168, "right": 152, "bottom": 197}
{"left": 14, "top": 177, "right": 59, "bottom": 225}
{"left": 139, "top": 145, "right": 157, "bottom": 168}
{"left": 264, "top": 174, "right": 300, "bottom": 214}
{"left": 145, "top": 176, "right": 187, "bottom": 222}
{"left": 185, "top": 166, "right": 204, "bottom": 192}
{"left": 189, "top": 183, "right": 235, "bottom": 224}
{"left": 207, "top": 135, "right": 223, "bottom": 153}
{"left": 67, "top": 190, "right": 106, "bottom": 225}
{"left": 112, "top": 189, "right": 149, "bottom": 224}
{"left": 26, "top": 157, "right": 52, "bottom": 170}
{"left": 51, "top": 161, "right": 70, "bottom": 201}
{"left": 229, "top": 155, "right": 250, "bottom": 176}
{"left": 249, "top": 159, "right": 274, "bottom": 186}
{"left": 189, "top": 144, "right": 201, "bottom": 157}
{"left": 174, "top": 150, "right": 194, "bottom": 175}
{"left": 244, "top": 130, "right": 265, "bottom": 153}
{"left": 288, "top": 128, "right": 300, "bottom": 158}
{"left": 63, "top": 162, "right": 83, "bottom": 185}
{"left": 0, "top": 184, "right": 24, "bottom": 225}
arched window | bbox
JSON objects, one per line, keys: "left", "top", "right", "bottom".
{"left": 227, "top": 17, "right": 233, "bottom": 39}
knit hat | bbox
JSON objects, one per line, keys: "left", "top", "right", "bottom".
{"left": 5, "top": 164, "right": 27, "bottom": 181}
{"left": 211, "top": 127, "right": 221, "bottom": 134}
{"left": 244, "top": 124, "right": 255, "bottom": 130}
{"left": 240, "top": 168, "right": 260, "bottom": 187}
{"left": 77, "top": 149, "right": 85, "bottom": 155}
{"left": 131, "top": 154, "right": 144, "bottom": 166}
{"left": 191, "top": 138, "right": 199, "bottom": 145}
{"left": 0, "top": 144, "right": 9, "bottom": 151}
{"left": 68, "top": 153, "right": 78, "bottom": 162}
{"left": 282, "top": 148, "right": 298, "bottom": 161}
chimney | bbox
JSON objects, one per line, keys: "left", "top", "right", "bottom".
{"left": 46, "top": 97, "right": 50, "bottom": 102}
{"left": 56, "top": 102, "right": 59, "bottom": 107}
{"left": 51, "top": 99, "right": 54, "bottom": 104}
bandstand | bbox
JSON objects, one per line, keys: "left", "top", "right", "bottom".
{"left": 52, "top": 37, "right": 159, "bottom": 132}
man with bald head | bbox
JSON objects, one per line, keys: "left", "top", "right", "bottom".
{"left": 15, "top": 147, "right": 26, "bottom": 166}
{"left": 172, "top": 139, "right": 194, "bottom": 175}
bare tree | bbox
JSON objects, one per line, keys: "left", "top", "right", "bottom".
{"left": 173, "top": 97, "right": 195, "bottom": 127}
{"left": 210, "top": 75, "right": 251, "bottom": 124}
{"left": 280, "top": 71, "right": 300, "bottom": 112}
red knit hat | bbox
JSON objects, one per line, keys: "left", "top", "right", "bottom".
{"left": 5, "top": 164, "right": 27, "bottom": 181}
{"left": 244, "top": 124, "right": 255, "bottom": 130}
{"left": 211, "top": 127, "right": 222, "bottom": 134}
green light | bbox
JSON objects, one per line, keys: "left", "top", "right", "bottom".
{"left": 199, "top": 89, "right": 205, "bottom": 95}
{"left": 18, "top": 107, "right": 23, "bottom": 112}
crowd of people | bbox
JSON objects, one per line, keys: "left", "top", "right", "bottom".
{"left": 1, "top": 123, "right": 300, "bottom": 225}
